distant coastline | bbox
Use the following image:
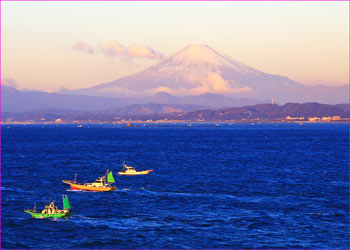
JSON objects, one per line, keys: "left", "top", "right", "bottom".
{"left": 2, "top": 102, "right": 348, "bottom": 125}
{"left": 2, "top": 120, "right": 349, "bottom": 125}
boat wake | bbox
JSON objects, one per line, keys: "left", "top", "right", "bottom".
{"left": 71, "top": 215, "right": 141, "bottom": 230}
{"left": 116, "top": 187, "right": 149, "bottom": 192}
{"left": 137, "top": 188, "right": 239, "bottom": 201}
{"left": 66, "top": 189, "right": 101, "bottom": 193}
{"left": 66, "top": 189, "right": 86, "bottom": 192}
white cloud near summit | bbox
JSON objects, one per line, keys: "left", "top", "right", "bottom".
{"left": 101, "top": 41, "right": 127, "bottom": 57}
{"left": 72, "top": 41, "right": 164, "bottom": 60}
{"left": 127, "top": 44, "right": 164, "bottom": 60}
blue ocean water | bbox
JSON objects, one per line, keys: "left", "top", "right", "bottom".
{"left": 1, "top": 123, "right": 349, "bottom": 249}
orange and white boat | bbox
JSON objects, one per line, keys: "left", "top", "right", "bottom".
{"left": 63, "top": 170, "right": 117, "bottom": 192}
{"left": 118, "top": 161, "right": 153, "bottom": 176}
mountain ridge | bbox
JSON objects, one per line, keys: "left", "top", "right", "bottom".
{"left": 76, "top": 44, "right": 348, "bottom": 104}
{"left": 1, "top": 85, "right": 263, "bottom": 113}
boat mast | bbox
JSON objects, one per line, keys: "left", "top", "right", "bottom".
{"left": 33, "top": 202, "right": 36, "bottom": 212}
{"left": 105, "top": 169, "right": 109, "bottom": 185}
{"left": 74, "top": 173, "right": 77, "bottom": 184}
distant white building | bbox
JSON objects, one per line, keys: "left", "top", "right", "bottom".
{"left": 285, "top": 116, "right": 298, "bottom": 120}
{"left": 285, "top": 116, "right": 304, "bottom": 120}
{"left": 308, "top": 117, "right": 320, "bottom": 122}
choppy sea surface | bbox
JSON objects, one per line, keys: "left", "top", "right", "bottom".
{"left": 1, "top": 123, "right": 349, "bottom": 249}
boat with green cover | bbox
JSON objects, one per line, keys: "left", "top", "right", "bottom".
{"left": 24, "top": 195, "right": 73, "bottom": 219}
{"left": 63, "top": 170, "right": 116, "bottom": 191}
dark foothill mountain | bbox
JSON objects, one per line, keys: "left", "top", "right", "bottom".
{"left": 2, "top": 102, "right": 348, "bottom": 123}
{"left": 335, "top": 104, "right": 349, "bottom": 113}
{"left": 167, "top": 102, "right": 348, "bottom": 121}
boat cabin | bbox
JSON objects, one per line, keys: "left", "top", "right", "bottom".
{"left": 122, "top": 165, "right": 138, "bottom": 173}
{"left": 41, "top": 201, "right": 61, "bottom": 214}
{"left": 85, "top": 176, "right": 111, "bottom": 187}
{"left": 125, "top": 166, "right": 135, "bottom": 170}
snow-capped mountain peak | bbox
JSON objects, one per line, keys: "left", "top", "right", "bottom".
{"left": 169, "top": 44, "right": 230, "bottom": 66}
{"left": 82, "top": 44, "right": 309, "bottom": 101}
{"left": 155, "top": 44, "right": 263, "bottom": 79}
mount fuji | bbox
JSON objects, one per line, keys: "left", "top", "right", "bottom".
{"left": 77, "top": 44, "right": 347, "bottom": 104}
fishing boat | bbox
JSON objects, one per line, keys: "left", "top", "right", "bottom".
{"left": 62, "top": 170, "right": 117, "bottom": 191}
{"left": 118, "top": 161, "right": 153, "bottom": 175}
{"left": 24, "top": 195, "right": 73, "bottom": 219}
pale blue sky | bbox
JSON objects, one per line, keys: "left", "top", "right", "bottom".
{"left": 2, "top": 1, "right": 349, "bottom": 91}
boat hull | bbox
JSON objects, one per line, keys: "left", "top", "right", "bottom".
{"left": 62, "top": 180, "right": 117, "bottom": 192}
{"left": 24, "top": 210, "right": 73, "bottom": 219}
{"left": 118, "top": 170, "right": 153, "bottom": 175}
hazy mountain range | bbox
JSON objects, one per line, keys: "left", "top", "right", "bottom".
{"left": 1, "top": 86, "right": 264, "bottom": 113}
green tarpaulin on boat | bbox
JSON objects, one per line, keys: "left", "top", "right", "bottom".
{"left": 108, "top": 171, "right": 115, "bottom": 183}
{"left": 63, "top": 195, "right": 72, "bottom": 210}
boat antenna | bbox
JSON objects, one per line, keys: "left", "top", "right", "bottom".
{"left": 33, "top": 202, "right": 37, "bottom": 212}
{"left": 74, "top": 173, "right": 77, "bottom": 184}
